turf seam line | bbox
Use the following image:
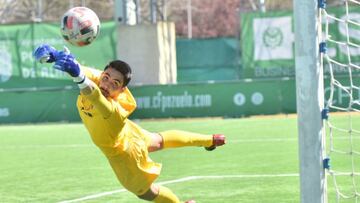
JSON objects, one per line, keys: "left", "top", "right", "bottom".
{"left": 58, "top": 173, "right": 299, "bottom": 203}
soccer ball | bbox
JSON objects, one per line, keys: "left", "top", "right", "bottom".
{"left": 60, "top": 7, "right": 100, "bottom": 47}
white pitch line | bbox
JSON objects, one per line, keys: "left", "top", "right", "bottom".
{"left": 0, "top": 144, "right": 93, "bottom": 149}
{"left": 58, "top": 173, "right": 299, "bottom": 203}
{"left": 230, "top": 138, "right": 296, "bottom": 143}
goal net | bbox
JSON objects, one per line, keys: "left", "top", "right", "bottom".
{"left": 321, "top": 0, "right": 360, "bottom": 201}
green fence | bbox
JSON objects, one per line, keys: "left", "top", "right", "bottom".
{"left": 0, "top": 86, "right": 79, "bottom": 123}
{"left": 131, "top": 78, "right": 296, "bottom": 118}
{"left": 176, "top": 38, "right": 241, "bottom": 82}
{"left": 0, "top": 78, "right": 298, "bottom": 124}
{"left": 1, "top": 77, "right": 356, "bottom": 123}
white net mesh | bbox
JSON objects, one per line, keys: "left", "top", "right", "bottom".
{"left": 322, "top": 0, "right": 360, "bottom": 201}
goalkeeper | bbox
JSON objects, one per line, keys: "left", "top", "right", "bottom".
{"left": 33, "top": 45, "right": 225, "bottom": 203}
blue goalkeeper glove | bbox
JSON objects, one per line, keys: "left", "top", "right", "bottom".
{"left": 53, "top": 47, "right": 82, "bottom": 78}
{"left": 33, "top": 44, "right": 58, "bottom": 63}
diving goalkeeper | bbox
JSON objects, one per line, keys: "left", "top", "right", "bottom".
{"left": 33, "top": 45, "right": 225, "bottom": 203}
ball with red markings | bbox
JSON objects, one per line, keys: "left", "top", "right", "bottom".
{"left": 60, "top": 7, "right": 100, "bottom": 47}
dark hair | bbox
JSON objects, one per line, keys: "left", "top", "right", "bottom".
{"left": 104, "top": 60, "right": 132, "bottom": 87}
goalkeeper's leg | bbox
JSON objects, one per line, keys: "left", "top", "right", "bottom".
{"left": 138, "top": 184, "right": 196, "bottom": 203}
{"left": 137, "top": 184, "right": 180, "bottom": 203}
{"left": 147, "top": 130, "right": 225, "bottom": 152}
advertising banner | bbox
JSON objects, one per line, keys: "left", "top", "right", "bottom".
{"left": 0, "top": 21, "right": 117, "bottom": 90}
{"left": 241, "top": 7, "right": 360, "bottom": 78}
{"left": 0, "top": 87, "right": 80, "bottom": 123}
{"left": 1, "top": 79, "right": 296, "bottom": 123}
{"left": 130, "top": 79, "right": 296, "bottom": 119}
{"left": 0, "top": 77, "right": 355, "bottom": 123}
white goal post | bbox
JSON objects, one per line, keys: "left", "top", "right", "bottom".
{"left": 294, "top": 0, "right": 327, "bottom": 202}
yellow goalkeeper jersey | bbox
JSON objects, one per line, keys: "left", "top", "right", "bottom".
{"left": 76, "top": 67, "right": 161, "bottom": 195}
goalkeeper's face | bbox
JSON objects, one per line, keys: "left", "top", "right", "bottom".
{"left": 99, "top": 67, "right": 125, "bottom": 99}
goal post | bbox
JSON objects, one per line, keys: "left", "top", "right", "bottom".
{"left": 293, "top": 0, "right": 327, "bottom": 202}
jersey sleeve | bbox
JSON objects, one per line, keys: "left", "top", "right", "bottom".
{"left": 116, "top": 87, "right": 137, "bottom": 117}
{"left": 83, "top": 84, "right": 130, "bottom": 120}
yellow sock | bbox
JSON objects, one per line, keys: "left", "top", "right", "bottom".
{"left": 153, "top": 186, "right": 180, "bottom": 203}
{"left": 159, "top": 130, "right": 213, "bottom": 149}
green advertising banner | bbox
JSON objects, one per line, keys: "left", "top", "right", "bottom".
{"left": 241, "top": 7, "right": 360, "bottom": 78}
{"left": 0, "top": 87, "right": 80, "bottom": 123}
{"left": 0, "top": 21, "right": 117, "bottom": 124}
{"left": 0, "top": 77, "right": 356, "bottom": 123}
{"left": 0, "top": 79, "right": 296, "bottom": 124}
{"left": 130, "top": 77, "right": 357, "bottom": 119}
{"left": 0, "top": 21, "right": 117, "bottom": 90}
{"left": 241, "top": 11, "right": 294, "bottom": 78}
{"left": 130, "top": 79, "right": 296, "bottom": 119}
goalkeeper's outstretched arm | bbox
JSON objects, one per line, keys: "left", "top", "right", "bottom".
{"left": 77, "top": 77, "right": 115, "bottom": 119}
{"left": 33, "top": 44, "right": 115, "bottom": 119}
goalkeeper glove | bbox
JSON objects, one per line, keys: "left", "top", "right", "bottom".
{"left": 53, "top": 47, "right": 82, "bottom": 78}
{"left": 33, "top": 44, "right": 58, "bottom": 63}
{"left": 53, "top": 47, "right": 87, "bottom": 85}
{"left": 35, "top": 45, "right": 87, "bottom": 87}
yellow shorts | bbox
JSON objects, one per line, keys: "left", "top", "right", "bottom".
{"left": 106, "top": 129, "right": 162, "bottom": 195}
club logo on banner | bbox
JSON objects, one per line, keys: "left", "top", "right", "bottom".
{"left": 263, "top": 27, "right": 283, "bottom": 48}
{"left": 253, "top": 16, "right": 293, "bottom": 61}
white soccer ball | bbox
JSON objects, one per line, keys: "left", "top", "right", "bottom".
{"left": 60, "top": 7, "right": 100, "bottom": 47}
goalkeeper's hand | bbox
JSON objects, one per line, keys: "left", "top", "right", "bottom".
{"left": 33, "top": 44, "right": 58, "bottom": 63}
{"left": 53, "top": 47, "right": 82, "bottom": 78}
{"left": 34, "top": 45, "right": 86, "bottom": 86}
